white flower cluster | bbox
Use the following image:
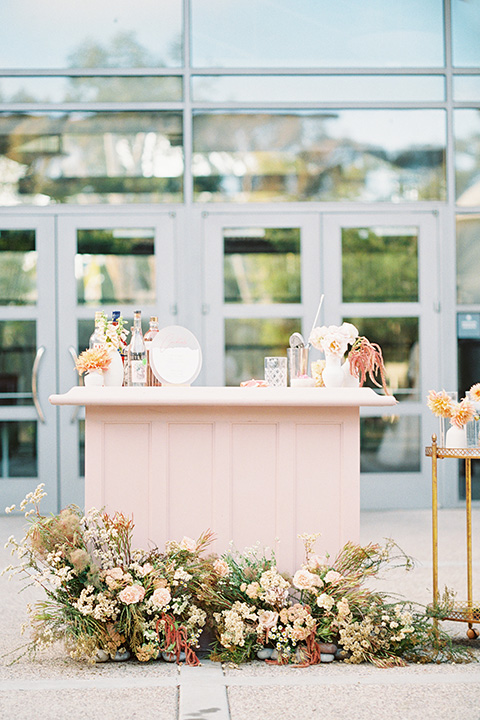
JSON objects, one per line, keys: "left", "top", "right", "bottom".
{"left": 74, "top": 585, "right": 119, "bottom": 621}
{"left": 214, "top": 601, "right": 258, "bottom": 648}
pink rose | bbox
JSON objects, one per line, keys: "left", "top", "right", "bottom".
{"left": 257, "top": 610, "right": 278, "bottom": 632}
{"left": 324, "top": 570, "right": 341, "bottom": 584}
{"left": 293, "top": 568, "right": 322, "bottom": 590}
{"left": 180, "top": 536, "right": 196, "bottom": 552}
{"left": 118, "top": 584, "right": 145, "bottom": 605}
{"left": 213, "top": 559, "right": 230, "bottom": 577}
{"left": 151, "top": 587, "right": 171, "bottom": 608}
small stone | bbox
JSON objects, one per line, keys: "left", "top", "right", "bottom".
{"left": 320, "top": 653, "right": 335, "bottom": 662}
{"left": 257, "top": 647, "right": 274, "bottom": 660}
{"left": 162, "top": 651, "right": 186, "bottom": 663}
{"left": 95, "top": 649, "right": 109, "bottom": 663}
{"left": 318, "top": 643, "right": 337, "bottom": 655}
{"left": 110, "top": 649, "right": 131, "bottom": 662}
{"left": 334, "top": 647, "right": 348, "bottom": 660}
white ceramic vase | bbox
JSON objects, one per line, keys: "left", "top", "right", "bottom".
{"left": 342, "top": 359, "right": 360, "bottom": 388}
{"left": 322, "top": 355, "right": 345, "bottom": 388}
{"left": 84, "top": 370, "right": 103, "bottom": 387}
{"left": 103, "top": 348, "right": 124, "bottom": 387}
{"left": 445, "top": 424, "right": 466, "bottom": 448}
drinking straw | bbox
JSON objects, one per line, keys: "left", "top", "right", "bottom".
{"left": 306, "top": 294, "right": 324, "bottom": 347}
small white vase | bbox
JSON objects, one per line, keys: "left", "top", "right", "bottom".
{"left": 445, "top": 424, "right": 466, "bottom": 448}
{"left": 342, "top": 359, "right": 360, "bottom": 388}
{"left": 322, "top": 355, "right": 345, "bottom": 388}
{"left": 103, "top": 348, "right": 124, "bottom": 387}
{"left": 84, "top": 370, "right": 103, "bottom": 387}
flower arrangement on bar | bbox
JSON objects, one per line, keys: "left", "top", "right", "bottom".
{"left": 427, "top": 384, "right": 479, "bottom": 447}
{"left": 99, "top": 311, "right": 129, "bottom": 350}
{"left": 3, "top": 488, "right": 473, "bottom": 667}
{"left": 308, "top": 322, "right": 389, "bottom": 393}
{"left": 75, "top": 346, "right": 112, "bottom": 376}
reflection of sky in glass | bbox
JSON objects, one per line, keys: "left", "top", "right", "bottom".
{"left": 192, "top": 75, "right": 445, "bottom": 103}
{"left": 453, "top": 76, "right": 480, "bottom": 102}
{"left": 452, "top": 0, "right": 480, "bottom": 67}
{"left": 0, "top": 0, "right": 182, "bottom": 68}
{"left": 192, "top": 0, "right": 444, "bottom": 67}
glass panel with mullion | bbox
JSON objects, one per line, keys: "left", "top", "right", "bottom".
{"left": 455, "top": 110, "right": 480, "bottom": 207}
{"left": 224, "top": 227, "right": 301, "bottom": 304}
{"left": 0, "top": 76, "right": 183, "bottom": 103}
{"left": 76, "top": 229, "right": 155, "bottom": 306}
{"left": 0, "top": 230, "right": 37, "bottom": 305}
{"left": 360, "top": 415, "right": 420, "bottom": 473}
{"left": 456, "top": 215, "right": 480, "bottom": 304}
{"left": 0, "top": 111, "right": 183, "bottom": 206}
{"left": 0, "top": 421, "right": 37, "bottom": 477}
{"left": 342, "top": 226, "right": 418, "bottom": 303}
{"left": 344, "top": 316, "right": 419, "bottom": 401}
{"left": 192, "top": 0, "right": 444, "bottom": 68}
{"left": 193, "top": 110, "right": 446, "bottom": 203}
{"left": 452, "top": 0, "right": 480, "bottom": 67}
{"left": 192, "top": 75, "right": 445, "bottom": 103}
{"left": 225, "top": 318, "right": 298, "bottom": 387}
{"left": 0, "top": 321, "right": 35, "bottom": 406}
{"left": 1, "top": 0, "right": 183, "bottom": 69}
{"left": 453, "top": 76, "right": 480, "bottom": 102}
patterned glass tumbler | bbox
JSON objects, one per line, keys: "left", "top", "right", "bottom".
{"left": 264, "top": 356, "right": 287, "bottom": 387}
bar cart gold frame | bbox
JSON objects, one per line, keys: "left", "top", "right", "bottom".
{"left": 425, "top": 434, "right": 480, "bottom": 638}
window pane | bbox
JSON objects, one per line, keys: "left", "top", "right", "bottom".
{"left": 455, "top": 109, "right": 480, "bottom": 206}
{"left": 0, "top": 230, "right": 37, "bottom": 305}
{"left": 192, "top": 0, "right": 444, "bottom": 68}
{"left": 361, "top": 416, "right": 420, "bottom": 473}
{"left": 224, "top": 227, "right": 301, "bottom": 303}
{"left": 193, "top": 111, "right": 446, "bottom": 203}
{"left": 456, "top": 215, "right": 480, "bottom": 304}
{"left": 0, "top": 112, "right": 183, "bottom": 206}
{"left": 225, "top": 318, "right": 298, "bottom": 386}
{"left": 0, "top": 0, "right": 182, "bottom": 69}
{"left": 344, "top": 317, "right": 419, "bottom": 401}
{"left": 76, "top": 229, "right": 155, "bottom": 305}
{"left": 342, "top": 226, "right": 418, "bottom": 303}
{"left": 0, "top": 321, "right": 35, "bottom": 406}
{"left": 452, "top": 0, "right": 480, "bottom": 67}
{"left": 192, "top": 75, "right": 445, "bottom": 103}
{"left": 0, "top": 76, "right": 183, "bottom": 103}
{"left": 0, "top": 421, "right": 37, "bottom": 478}
{"left": 453, "top": 75, "right": 480, "bottom": 102}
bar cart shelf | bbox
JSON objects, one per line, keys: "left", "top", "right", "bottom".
{"left": 425, "top": 435, "right": 480, "bottom": 638}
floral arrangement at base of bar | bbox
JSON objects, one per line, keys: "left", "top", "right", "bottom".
{"left": 427, "top": 384, "right": 480, "bottom": 448}
{"left": 308, "top": 323, "right": 390, "bottom": 393}
{"left": 3, "top": 487, "right": 474, "bottom": 668}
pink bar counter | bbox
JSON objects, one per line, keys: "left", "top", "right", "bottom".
{"left": 49, "top": 387, "right": 396, "bottom": 572}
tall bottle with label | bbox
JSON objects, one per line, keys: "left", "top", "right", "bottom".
{"left": 89, "top": 311, "right": 104, "bottom": 348}
{"left": 144, "top": 316, "right": 161, "bottom": 386}
{"left": 128, "top": 310, "right": 146, "bottom": 387}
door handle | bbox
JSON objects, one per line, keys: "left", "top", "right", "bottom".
{"left": 32, "top": 346, "right": 46, "bottom": 423}
{"left": 68, "top": 346, "right": 82, "bottom": 423}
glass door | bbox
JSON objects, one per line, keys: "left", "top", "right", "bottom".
{"left": 323, "top": 212, "right": 440, "bottom": 509}
{"left": 0, "top": 216, "right": 58, "bottom": 514}
{"left": 56, "top": 213, "right": 177, "bottom": 509}
{"left": 201, "top": 212, "right": 320, "bottom": 386}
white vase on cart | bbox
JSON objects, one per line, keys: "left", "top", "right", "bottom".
{"left": 103, "top": 348, "right": 124, "bottom": 387}
{"left": 322, "top": 355, "right": 345, "bottom": 388}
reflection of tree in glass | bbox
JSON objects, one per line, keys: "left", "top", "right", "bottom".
{"left": 0, "top": 231, "right": 37, "bottom": 305}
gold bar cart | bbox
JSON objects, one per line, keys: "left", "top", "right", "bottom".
{"left": 426, "top": 434, "right": 480, "bottom": 638}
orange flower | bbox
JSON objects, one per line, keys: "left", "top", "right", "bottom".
{"left": 469, "top": 383, "right": 480, "bottom": 402}
{"left": 427, "top": 390, "right": 455, "bottom": 418}
{"left": 75, "top": 346, "right": 112, "bottom": 375}
{"left": 450, "top": 399, "right": 475, "bottom": 429}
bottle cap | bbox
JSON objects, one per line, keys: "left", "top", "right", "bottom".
{"left": 112, "top": 311, "right": 120, "bottom": 321}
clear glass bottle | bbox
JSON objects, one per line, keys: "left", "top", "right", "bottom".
{"left": 89, "top": 311, "right": 104, "bottom": 348}
{"left": 144, "top": 316, "right": 161, "bottom": 386}
{"left": 127, "top": 310, "right": 146, "bottom": 387}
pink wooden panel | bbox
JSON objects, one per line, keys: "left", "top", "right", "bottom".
{"left": 231, "top": 423, "right": 278, "bottom": 554}
{"left": 166, "top": 423, "right": 214, "bottom": 543}
{"left": 103, "top": 423, "right": 151, "bottom": 547}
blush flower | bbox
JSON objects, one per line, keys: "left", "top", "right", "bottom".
{"left": 75, "top": 346, "right": 112, "bottom": 375}
{"left": 292, "top": 568, "right": 323, "bottom": 590}
{"left": 151, "top": 587, "right": 171, "bottom": 608}
{"left": 450, "top": 399, "right": 475, "bottom": 429}
{"left": 469, "top": 383, "right": 480, "bottom": 402}
{"left": 257, "top": 609, "right": 279, "bottom": 632}
{"left": 180, "top": 536, "right": 197, "bottom": 552}
{"left": 324, "top": 570, "right": 342, "bottom": 584}
{"left": 427, "top": 390, "right": 455, "bottom": 418}
{"left": 213, "top": 559, "right": 230, "bottom": 577}
{"left": 118, "top": 584, "right": 145, "bottom": 605}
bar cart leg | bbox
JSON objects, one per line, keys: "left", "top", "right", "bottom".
{"left": 431, "top": 434, "right": 439, "bottom": 632}
{"left": 465, "top": 457, "right": 479, "bottom": 639}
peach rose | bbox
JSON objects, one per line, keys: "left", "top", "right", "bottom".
{"left": 118, "top": 584, "right": 145, "bottom": 605}
{"left": 213, "top": 559, "right": 230, "bottom": 577}
{"left": 180, "top": 536, "right": 196, "bottom": 552}
{"left": 293, "top": 569, "right": 323, "bottom": 590}
{"left": 151, "top": 587, "right": 171, "bottom": 608}
{"left": 324, "top": 570, "right": 341, "bottom": 584}
{"left": 257, "top": 609, "right": 278, "bottom": 632}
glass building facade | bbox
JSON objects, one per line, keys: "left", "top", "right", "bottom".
{"left": 0, "top": 0, "right": 479, "bottom": 513}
